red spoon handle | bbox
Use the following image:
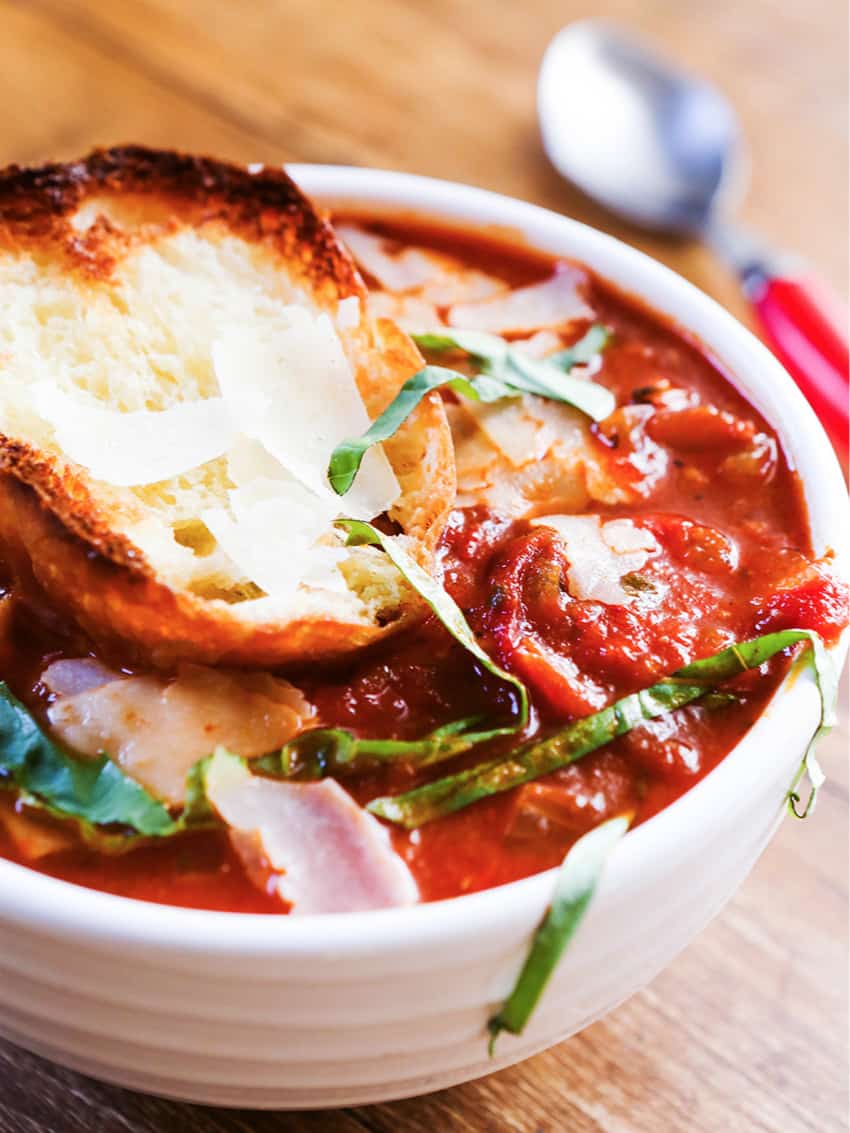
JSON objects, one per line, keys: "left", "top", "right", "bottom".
{"left": 748, "top": 272, "right": 848, "bottom": 454}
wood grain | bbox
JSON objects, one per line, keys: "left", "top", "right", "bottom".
{"left": 0, "top": 1, "right": 845, "bottom": 1129}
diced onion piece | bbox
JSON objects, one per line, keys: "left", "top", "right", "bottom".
{"left": 46, "top": 666, "right": 314, "bottom": 807}
{"left": 448, "top": 264, "right": 594, "bottom": 334}
{"left": 31, "top": 383, "right": 236, "bottom": 487}
{"left": 204, "top": 753, "right": 419, "bottom": 914}
{"left": 531, "top": 514, "right": 659, "bottom": 604}
{"left": 212, "top": 309, "right": 400, "bottom": 519}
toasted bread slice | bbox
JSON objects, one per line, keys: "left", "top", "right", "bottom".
{"left": 0, "top": 147, "right": 455, "bottom": 668}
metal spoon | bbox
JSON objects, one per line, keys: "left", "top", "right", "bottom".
{"left": 538, "top": 20, "right": 848, "bottom": 452}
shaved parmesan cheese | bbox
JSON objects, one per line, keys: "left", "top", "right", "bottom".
{"left": 336, "top": 295, "right": 361, "bottom": 330}
{"left": 46, "top": 666, "right": 314, "bottom": 806}
{"left": 453, "top": 392, "right": 589, "bottom": 474}
{"left": 418, "top": 268, "right": 505, "bottom": 307}
{"left": 531, "top": 514, "right": 659, "bottom": 604}
{"left": 338, "top": 224, "right": 435, "bottom": 292}
{"left": 299, "top": 545, "right": 350, "bottom": 593}
{"left": 513, "top": 330, "right": 564, "bottom": 359}
{"left": 31, "top": 383, "right": 235, "bottom": 487}
{"left": 41, "top": 658, "right": 118, "bottom": 697}
{"left": 463, "top": 395, "right": 558, "bottom": 468}
{"left": 212, "top": 309, "right": 400, "bottom": 519}
{"left": 602, "top": 518, "right": 659, "bottom": 555}
{"left": 367, "top": 290, "right": 442, "bottom": 334}
{"left": 124, "top": 514, "right": 198, "bottom": 580}
{"left": 204, "top": 753, "right": 419, "bottom": 914}
{"left": 341, "top": 223, "right": 505, "bottom": 307}
{"left": 448, "top": 264, "right": 594, "bottom": 334}
{"left": 225, "top": 435, "right": 288, "bottom": 487}
{"left": 202, "top": 475, "right": 341, "bottom": 602}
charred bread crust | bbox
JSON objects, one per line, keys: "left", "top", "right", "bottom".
{"left": 0, "top": 469, "right": 399, "bottom": 670}
{"left": 0, "top": 145, "right": 361, "bottom": 302}
{"left": 0, "top": 147, "right": 454, "bottom": 668}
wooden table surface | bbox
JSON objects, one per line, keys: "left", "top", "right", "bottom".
{"left": 0, "top": 1, "right": 846, "bottom": 1130}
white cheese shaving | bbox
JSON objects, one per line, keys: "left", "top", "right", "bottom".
{"left": 340, "top": 224, "right": 504, "bottom": 307}
{"left": 601, "top": 518, "right": 659, "bottom": 555}
{"left": 337, "top": 224, "right": 435, "bottom": 292}
{"left": 205, "top": 439, "right": 350, "bottom": 603}
{"left": 531, "top": 514, "right": 659, "bottom": 605}
{"left": 202, "top": 475, "right": 341, "bottom": 602}
{"left": 463, "top": 395, "right": 558, "bottom": 468}
{"left": 46, "top": 667, "right": 314, "bottom": 807}
{"left": 367, "top": 290, "right": 442, "bottom": 334}
{"left": 418, "top": 268, "right": 505, "bottom": 307}
{"left": 336, "top": 295, "right": 361, "bottom": 330}
{"left": 204, "top": 754, "right": 419, "bottom": 914}
{"left": 448, "top": 265, "right": 594, "bottom": 334}
{"left": 212, "top": 309, "right": 400, "bottom": 519}
{"left": 30, "top": 383, "right": 236, "bottom": 487}
{"left": 513, "top": 330, "right": 564, "bottom": 359}
{"left": 123, "top": 514, "right": 198, "bottom": 580}
{"left": 453, "top": 390, "right": 590, "bottom": 476}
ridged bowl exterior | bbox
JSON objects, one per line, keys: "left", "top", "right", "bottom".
{"left": 0, "top": 168, "right": 845, "bottom": 1108}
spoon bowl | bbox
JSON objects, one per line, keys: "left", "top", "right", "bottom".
{"left": 538, "top": 20, "right": 747, "bottom": 235}
{"left": 538, "top": 19, "right": 848, "bottom": 458}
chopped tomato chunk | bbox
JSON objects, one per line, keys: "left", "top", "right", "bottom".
{"left": 754, "top": 572, "right": 850, "bottom": 644}
{"left": 647, "top": 405, "right": 756, "bottom": 450}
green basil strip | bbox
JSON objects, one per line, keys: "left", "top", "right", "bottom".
{"left": 328, "top": 325, "right": 614, "bottom": 497}
{"left": 0, "top": 684, "right": 211, "bottom": 851}
{"left": 337, "top": 519, "right": 529, "bottom": 732}
{"left": 487, "top": 814, "right": 631, "bottom": 1053}
{"left": 328, "top": 364, "right": 507, "bottom": 497}
{"left": 414, "top": 325, "right": 615, "bottom": 421}
{"left": 368, "top": 629, "right": 834, "bottom": 829}
{"left": 254, "top": 716, "right": 507, "bottom": 780}
{"left": 547, "top": 324, "right": 611, "bottom": 371}
{"left": 782, "top": 630, "right": 836, "bottom": 818}
{"left": 499, "top": 350, "right": 614, "bottom": 420}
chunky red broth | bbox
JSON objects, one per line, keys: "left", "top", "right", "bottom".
{"left": 0, "top": 216, "right": 845, "bottom": 911}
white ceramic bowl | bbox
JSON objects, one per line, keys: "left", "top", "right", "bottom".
{"left": 0, "top": 168, "right": 846, "bottom": 1110}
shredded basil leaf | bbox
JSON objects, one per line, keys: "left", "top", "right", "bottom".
{"left": 782, "top": 630, "right": 837, "bottom": 818}
{"left": 337, "top": 519, "right": 529, "bottom": 733}
{"left": 327, "top": 364, "right": 506, "bottom": 497}
{"left": 327, "top": 325, "right": 613, "bottom": 497}
{"left": 547, "top": 323, "right": 611, "bottom": 370}
{"left": 0, "top": 684, "right": 211, "bottom": 851}
{"left": 0, "top": 620, "right": 830, "bottom": 860}
{"left": 368, "top": 629, "right": 834, "bottom": 828}
{"left": 414, "top": 324, "right": 614, "bottom": 419}
{"left": 487, "top": 814, "right": 630, "bottom": 1053}
{"left": 255, "top": 716, "right": 503, "bottom": 780}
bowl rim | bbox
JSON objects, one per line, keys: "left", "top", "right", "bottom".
{"left": 0, "top": 164, "right": 846, "bottom": 958}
